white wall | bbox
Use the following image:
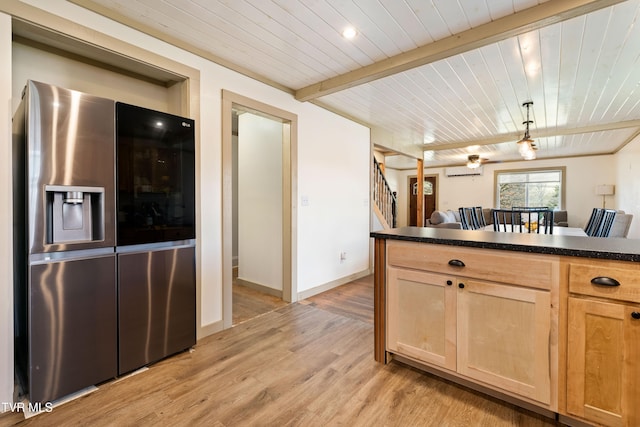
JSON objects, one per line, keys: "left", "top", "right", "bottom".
{"left": 297, "top": 107, "right": 370, "bottom": 292}
{"left": 0, "top": 1, "right": 371, "bottom": 406}
{"left": 388, "top": 155, "right": 618, "bottom": 229}
{"left": 615, "top": 135, "right": 640, "bottom": 239}
{"left": 238, "top": 113, "right": 283, "bottom": 291}
{"left": 0, "top": 11, "right": 14, "bottom": 409}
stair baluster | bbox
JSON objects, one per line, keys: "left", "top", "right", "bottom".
{"left": 373, "top": 158, "right": 397, "bottom": 228}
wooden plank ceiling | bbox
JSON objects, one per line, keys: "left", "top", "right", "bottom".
{"left": 70, "top": 0, "right": 640, "bottom": 168}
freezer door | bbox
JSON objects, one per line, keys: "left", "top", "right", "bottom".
{"left": 118, "top": 246, "right": 196, "bottom": 375}
{"left": 29, "top": 255, "right": 117, "bottom": 403}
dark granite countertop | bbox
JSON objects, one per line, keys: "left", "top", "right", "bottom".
{"left": 371, "top": 227, "right": 640, "bottom": 262}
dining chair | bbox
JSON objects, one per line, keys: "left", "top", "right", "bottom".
{"left": 514, "top": 207, "right": 554, "bottom": 234}
{"left": 537, "top": 209, "right": 554, "bottom": 234}
{"left": 474, "top": 206, "right": 487, "bottom": 228}
{"left": 459, "top": 207, "right": 483, "bottom": 230}
{"left": 459, "top": 207, "right": 473, "bottom": 230}
{"left": 584, "top": 208, "right": 605, "bottom": 236}
{"left": 492, "top": 208, "right": 554, "bottom": 234}
{"left": 492, "top": 209, "right": 514, "bottom": 232}
{"left": 595, "top": 209, "right": 617, "bottom": 237}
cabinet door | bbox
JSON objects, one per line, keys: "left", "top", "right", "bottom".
{"left": 566, "top": 297, "right": 640, "bottom": 427}
{"left": 457, "top": 279, "right": 551, "bottom": 404}
{"left": 387, "top": 267, "right": 456, "bottom": 370}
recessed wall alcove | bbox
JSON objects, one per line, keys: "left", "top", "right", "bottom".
{"left": 9, "top": 15, "right": 204, "bottom": 338}
{"left": 12, "top": 19, "right": 192, "bottom": 116}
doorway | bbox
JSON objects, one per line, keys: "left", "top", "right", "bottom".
{"left": 222, "top": 91, "right": 298, "bottom": 329}
{"left": 409, "top": 176, "right": 437, "bottom": 226}
{"left": 231, "top": 108, "right": 289, "bottom": 325}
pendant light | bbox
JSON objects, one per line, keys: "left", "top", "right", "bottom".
{"left": 517, "top": 101, "right": 537, "bottom": 160}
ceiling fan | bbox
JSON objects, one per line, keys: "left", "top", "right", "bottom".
{"left": 466, "top": 154, "right": 487, "bottom": 169}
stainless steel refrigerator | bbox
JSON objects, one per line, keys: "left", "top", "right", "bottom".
{"left": 13, "top": 81, "right": 196, "bottom": 403}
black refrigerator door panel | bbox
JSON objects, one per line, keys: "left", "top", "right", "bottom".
{"left": 29, "top": 255, "right": 117, "bottom": 403}
{"left": 118, "top": 246, "right": 196, "bottom": 375}
{"left": 116, "top": 102, "right": 195, "bottom": 246}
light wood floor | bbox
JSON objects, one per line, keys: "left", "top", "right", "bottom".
{"left": 232, "top": 282, "right": 289, "bottom": 325}
{"left": 0, "top": 274, "right": 559, "bottom": 426}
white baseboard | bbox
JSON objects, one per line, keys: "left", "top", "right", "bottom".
{"left": 198, "top": 319, "right": 223, "bottom": 340}
{"left": 297, "top": 269, "right": 372, "bottom": 300}
{"left": 235, "top": 278, "right": 282, "bottom": 298}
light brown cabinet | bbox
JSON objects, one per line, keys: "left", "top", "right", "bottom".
{"left": 374, "top": 233, "right": 640, "bottom": 426}
{"left": 387, "top": 267, "right": 456, "bottom": 371}
{"left": 457, "top": 279, "right": 551, "bottom": 405}
{"left": 565, "top": 261, "right": 640, "bottom": 427}
{"left": 386, "top": 241, "right": 558, "bottom": 408}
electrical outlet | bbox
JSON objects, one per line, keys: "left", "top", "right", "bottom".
{"left": 340, "top": 251, "right": 347, "bottom": 262}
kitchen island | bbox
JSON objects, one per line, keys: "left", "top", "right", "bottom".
{"left": 371, "top": 227, "right": 640, "bottom": 427}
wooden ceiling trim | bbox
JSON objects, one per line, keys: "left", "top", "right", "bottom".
{"left": 426, "top": 119, "right": 640, "bottom": 152}
{"left": 295, "top": 0, "right": 627, "bottom": 102}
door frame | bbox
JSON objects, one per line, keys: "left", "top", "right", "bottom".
{"left": 407, "top": 174, "right": 439, "bottom": 225}
{"left": 222, "top": 90, "right": 298, "bottom": 329}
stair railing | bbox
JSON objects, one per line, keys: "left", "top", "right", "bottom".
{"left": 373, "top": 158, "right": 397, "bottom": 228}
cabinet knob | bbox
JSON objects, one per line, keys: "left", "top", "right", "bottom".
{"left": 458, "top": 283, "right": 465, "bottom": 289}
{"left": 448, "top": 259, "right": 465, "bottom": 267}
{"left": 446, "top": 280, "right": 453, "bottom": 286}
{"left": 590, "top": 276, "right": 620, "bottom": 287}
{"left": 632, "top": 312, "right": 640, "bottom": 320}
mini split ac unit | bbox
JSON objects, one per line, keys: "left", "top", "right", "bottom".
{"left": 445, "top": 166, "right": 483, "bottom": 177}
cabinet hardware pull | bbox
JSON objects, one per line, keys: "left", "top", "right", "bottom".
{"left": 448, "top": 259, "right": 465, "bottom": 267}
{"left": 632, "top": 312, "right": 640, "bottom": 320}
{"left": 458, "top": 283, "right": 465, "bottom": 289}
{"left": 590, "top": 276, "right": 621, "bottom": 287}
{"left": 446, "top": 280, "right": 453, "bottom": 286}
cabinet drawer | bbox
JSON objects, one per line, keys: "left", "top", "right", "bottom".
{"left": 568, "top": 260, "right": 640, "bottom": 304}
{"left": 387, "top": 241, "right": 558, "bottom": 290}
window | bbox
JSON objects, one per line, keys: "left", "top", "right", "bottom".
{"left": 412, "top": 180, "right": 433, "bottom": 195}
{"left": 495, "top": 168, "right": 564, "bottom": 209}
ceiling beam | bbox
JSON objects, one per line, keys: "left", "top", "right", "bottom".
{"left": 295, "top": 0, "right": 626, "bottom": 102}
{"left": 425, "top": 120, "right": 640, "bottom": 152}
{"left": 615, "top": 128, "right": 640, "bottom": 152}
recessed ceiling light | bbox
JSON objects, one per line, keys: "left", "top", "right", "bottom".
{"left": 526, "top": 62, "right": 540, "bottom": 76}
{"left": 342, "top": 26, "right": 357, "bottom": 39}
